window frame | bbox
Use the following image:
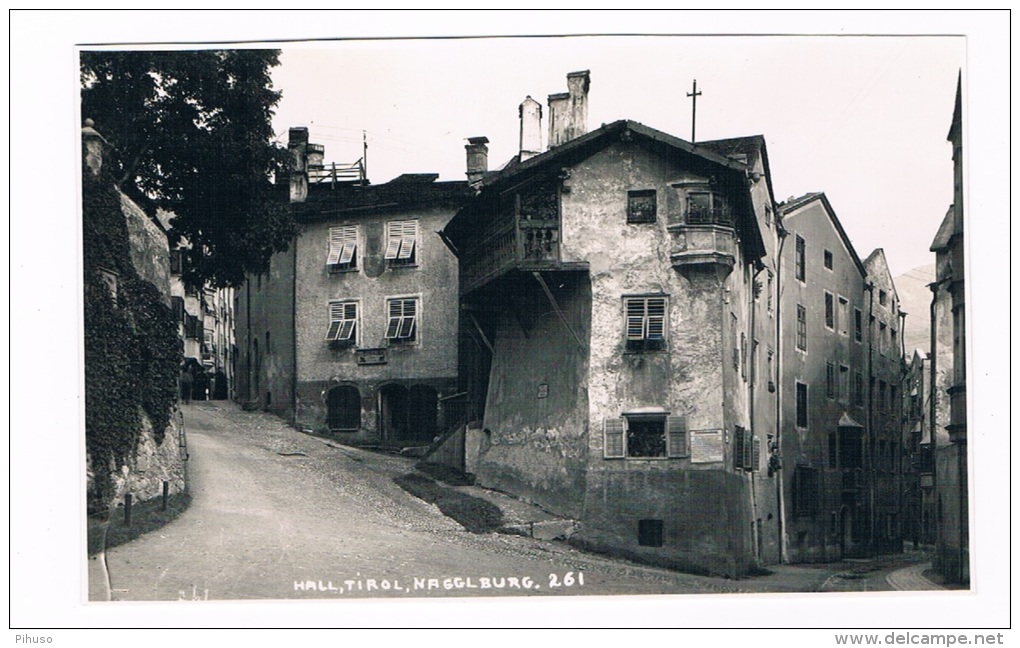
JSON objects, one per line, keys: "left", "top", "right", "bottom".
{"left": 626, "top": 189, "right": 657, "bottom": 224}
{"left": 384, "top": 220, "right": 420, "bottom": 268}
{"left": 824, "top": 291, "right": 835, "bottom": 331}
{"left": 796, "top": 304, "right": 807, "bottom": 352}
{"left": 795, "top": 235, "right": 806, "bottom": 282}
{"left": 624, "top": 295, "right": 668, "bottom": 353}
{"left": 326, "top": 300, "right": 359, "bottom": 347}
{"left": 796, "top": 382, "right": 808, "bottom": 429}
{"left": 823, "top": 249, "right": 834, "bottom": 271}
{"left": 603, "top": 414, "right": 688, "bottom": 459}
{"left": 385, "top": 295, "right": 420, "bottom": 345}
{"left": 838, "top": 296, "right": 849, "bottom": 336}
{"left": 327, "top": 225, "right": 359, "bottom": 272}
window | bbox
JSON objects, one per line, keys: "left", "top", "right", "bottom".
{"left": 767, "top": 270, "right": 774, "bottom": 315}
{"left": 384, "top": 220, "right": 419, "bottom": 266}
{"left": 327, "top": 225, "right": 358, "bottom": 271}
{"left": 170, "top": 249, "right": 184, "bottom": 275}
{"left": 638, "top": 519, "right": 664, "bottom": 547}
{"left": 890, "top": 386, "right": 898, "bottom": 417}
{"left": 839, "top": 365, "right": 850, "bottom": 404}
{"left": 767, "top": 348, "right": 775, "bottom": 392}
{"left": 731, "top": 313, "right": 739, "bottom": 370}
{"left": 793, "top": 465, "right": 820, "bottom": 517}
{"left": 796, "top": 382, "right": 808, "bottom": 428}
{"left": 603, "top": 414, "right": 687, "bottom": 459}
{"left": 891, "top": 328, "right": 898, "bottom": 355}
{"left": 385, "top": 297, "right": 418, "bottom": 343}
{"left": 824, "top": 249, "right": 833, "bottom": 270}
{"left": 171, "top": 296, "right": 185, "bottom": 323}
{"left": 826, "top": 362, "right": 836, "bottom": 399}
{"left": 795, "top": 235, "right": 806, "bottom": 282}
{"left": 626, "top": 189, "right": 657, "bottom": 224}
{"left": 878, "top": 380, "right": 887, "bottom": 411}
{"left": 732, "top": 426, "right": 759, "bottom": 472}
{"left": 741, "top": 333, "right": 747, "bottom": 381}
{"left": 855, "top": 371, "right": 864, "bottom": 406}
{"left": 879, "top": 289, "right": 887, "bottom": 306}
{"left": 625, "top": 296, "right": 666, "bottom": 352}
{"left": 326, "top": 301, "right": 358, "bottom": 345}
{"left": 838, "top": 297, "right": 849, "bottom": 336}
{"left": 796, "top": 304, "right": 807, "bottom": 352}
{"left": 879, "top": 321, "right": 887, "bottom": 357}
{"left": 764, "top": 204, "right": 772, "bottom": 228}
{"left": 686, "top": 191, "right": 731, "bottom": 225}
{"left": 854, "top": 308, "right": 863, "bottom": 343}
{"left": 824, "top": 292, "right": 835, "bottom": 330}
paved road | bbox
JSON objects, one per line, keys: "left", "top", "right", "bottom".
{"left": 99, "top": 402, "right": 937, "bottom": 602}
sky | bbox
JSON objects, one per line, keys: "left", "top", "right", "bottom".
{"left": 8, "top": 9, "right": 1013, "bottom": 635}
{"left": 269, "top": 35, "right": 963, "bottom": 278}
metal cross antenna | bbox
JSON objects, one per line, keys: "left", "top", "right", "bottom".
{"left": 687, "top": 79, "right": 702, "bottom": 143}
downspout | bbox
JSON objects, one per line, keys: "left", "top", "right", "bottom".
{"left": 292, "top": 237, "right": 299, "bottom": 426}
{"left": 749, "top": 261, "right": 765, "bottom": 566}
{"left": 928, "top": 282, "right": 938, "bottom": 554}
{"left": 774, "top": 219, "right": 789, "bottom": 563}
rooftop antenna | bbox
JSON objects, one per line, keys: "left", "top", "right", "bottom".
{"left": 687, "top": 79, "right": 702, "bottom": 143}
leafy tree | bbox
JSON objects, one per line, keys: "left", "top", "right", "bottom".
{"left": 80, "top": 49, "right": 295, "bottom": 288}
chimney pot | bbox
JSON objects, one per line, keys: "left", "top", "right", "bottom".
{"left": 288, "top": 127, "right": 309, "bottom": 203}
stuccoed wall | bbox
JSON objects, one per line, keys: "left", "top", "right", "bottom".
{"left": 120, "top": 189, "right": 170, "bottom": 299}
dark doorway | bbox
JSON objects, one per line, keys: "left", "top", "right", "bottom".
{"left": 212, "top": 370, "right": 228, "bottom": 400}
{"left": 379, "top": 384, "right": 410, "bottom": 444}
{"left": 408, "top": 385, "right": 439, "bottom": 443}
{"left": 380, "top": 384, "right": 439, "bottom": 445}
{"left": 327, "top": 385, "right": 361, "bottom": 432}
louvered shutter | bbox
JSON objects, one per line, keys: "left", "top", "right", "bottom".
{"left": 626, "top": 299, "right": 646, "bottom": 341}
{"left": 604, "top": 418, "right": 626, "bottom": 458}
{"left": 733, "top": 426, "right": 745, "bottom": 470}
{"left": 666, "top": 415, "right": 687, "bottom": 458}
{"left": 742, "top": 428, "right": 753, "bottom": 471}
{"left": 327, "top": 227, "right": 345, "bottom": 265}
{"left": 646, "top": 298, "right": 665, "bottom": 340}
{"left": 751, "top": 435, "right": 761, "bottom": 472}
{"left": 385, "top": 299, "right": 402, "bottom": 339}
{"left": 397, "top": 222, "right": 417, "bottom": 260}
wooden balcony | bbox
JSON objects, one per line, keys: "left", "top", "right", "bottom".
{"left": 461, "top": 216, "right": 572, "bottom": 295}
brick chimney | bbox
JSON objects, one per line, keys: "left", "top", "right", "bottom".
{"left": 548, "top": 70, "right": 590, "bottom": 148}
{"left": 288, "top": 127, "right": 309, "bottom": 203}
{"left": 465, "top": 136, "right": 489, "bottom": 186}
{"left": 519, "top": 96, "right": 543, "bottom": 161}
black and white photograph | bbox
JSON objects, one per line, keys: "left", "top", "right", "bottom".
{"left": 9, "top": 9, "right": 1011, "bottom": 639}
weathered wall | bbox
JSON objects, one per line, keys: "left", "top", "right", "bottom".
{"left": 934, "top": 443, "right": 969, "bottom": 584}
{"left": 476, "top": 272, "right": 591, "bottom": 518}
{"left": 114, "top": 414, "right": 187, "bottom": 503}
{"left": 292, "top": 205, "right": 460, "bottom": 440}
{"left": 120, "top": 190, "right": 170, "bottom": 299}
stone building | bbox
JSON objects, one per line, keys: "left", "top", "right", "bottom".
{"left": 442, "top": 72, "right": 783, "bottom": 577}
{"left": 777, "top": 194, "right": 906, "bottom": 561}
{"left": 930, "top": 73, "right": 968, "bottom": 585}
{"left": 234, "top": 128, "right": 474, "bottom": 445}
{"left": 902, "top": 349, "right": 936, "bottom": 546}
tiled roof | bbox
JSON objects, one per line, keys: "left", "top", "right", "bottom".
{"left": 293, "top": 174, "right": 473, "bottom": 221}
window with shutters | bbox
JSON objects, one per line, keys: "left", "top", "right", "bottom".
{"left": 624, "top": 295, "right": 667, "bottom": 352}
{"left": 732, "top": 426, "right": 759, "bottom": 471}
{"left": 602, "top": 414, "right": 687, "bottom": 459}
{"left": 796, "top": 304, "right": 807, "bottom": 352}
{"left": 326, "top": 301, "right": 358, "bottom": 347}
{"left": 795, "top": 235, "right": 806, "bottom": 282}
{"left": 327, "top": 225, "right": 358, "bottom": 272}
{"left": 824, "top": 291, "right": 835, "bottom": 330}
{"left": 793, "top": 465, "right": 820, "bottom": 517}
{"left": 854, "top": 307, "right": 863, "bottom": 343}
{"left": 384, "top": 220, "right": 419, "bottom": 267}
{"left": 626, "top": 189, "right": 657, "bottom": 224}
{"left": 796, "top": 382, "right": 808, "bottom": 428}
{"left": 385, "top": 297, "right": 418, "bottom": 344}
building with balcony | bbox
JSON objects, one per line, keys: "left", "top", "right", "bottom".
{"left": 235, "top": 128, "right": 474, "bottom": 446}
{"left": 441, "top": 72, "right": 783, "bottom": 577}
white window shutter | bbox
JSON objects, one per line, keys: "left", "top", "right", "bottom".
{"left": 666, "top": 415, "right": 687, "bottom": 458}
{"left": 604, "top": 418, "right": 626, "bottom": 458}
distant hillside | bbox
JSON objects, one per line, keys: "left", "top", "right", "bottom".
{"left": 895, "top": 264, "right": 936, "bottom": 355}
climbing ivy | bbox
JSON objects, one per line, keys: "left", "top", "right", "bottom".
{"left": 82, "top": 160, "right": 182, "bottom": 510}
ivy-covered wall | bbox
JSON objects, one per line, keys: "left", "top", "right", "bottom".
{"left": 82, "top": 136, "right": 184, "bottom": 514}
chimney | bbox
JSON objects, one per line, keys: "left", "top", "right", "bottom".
{"left": 288, "top": 127, "right": 309, "bottom": 203}
{"left": 548, "top": 70, "right": 590, "bottom": 148}
{"left": 519, "top": 96, "right": 543, "bottom": 161}
{"left": 465, "top": 136, "right": 489, "bottom": 186}
{"left": 81, "top": 118, "right": 109, "bottom": 177}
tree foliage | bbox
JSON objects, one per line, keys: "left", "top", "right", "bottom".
{"left": 80, "top": 49, "right": 295, "bottom": 288}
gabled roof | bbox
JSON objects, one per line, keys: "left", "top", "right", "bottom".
{"left": 778, "top": 192, "right": 867, "bottom": 279}
{"left": 930, "top": 205, "right": 955, "bottom": 252}
{"left": 698, "top": 134, "right": 777, "bottom": 209}
{"left": 449, "top": 119, "right": 768, "bottom": 260}
{"left": 863, "top": 247, "right": 900, "bottom": 305}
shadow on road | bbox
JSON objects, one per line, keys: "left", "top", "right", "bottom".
{"left": 87, "top": 493, "right": 192, "bottom": 556}
{"left": 393, "top": 472, "right": 505, "bottom": 534}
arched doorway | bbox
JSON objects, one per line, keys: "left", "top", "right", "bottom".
{"left": 379, "top": 384, "right": 409, "bottom": 444}
{"left": 327, "top": 385, "right": 361, "bottom": 432}
{"left": 409, "top": 384, "right": 439, "bottom": 443}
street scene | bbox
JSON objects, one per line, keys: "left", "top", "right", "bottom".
{"left": 91, "top": 402, "right": 942, "bottom": 601}
{"left": 74, "top": 29, "right": 975, "bottom": 620}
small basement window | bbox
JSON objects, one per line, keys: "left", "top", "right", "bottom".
{"left": 638, "top": 519, "right": 664, "bottom": 547}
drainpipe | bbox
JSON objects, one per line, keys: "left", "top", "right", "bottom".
{"left": 928, "top": 282, "right": 939, "bottom": 551}
{"left": 774, "top": 219, "right": 789, "bottom": 563}
{"left": 749, "top": 261, "right": 765, "bottom": 566}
